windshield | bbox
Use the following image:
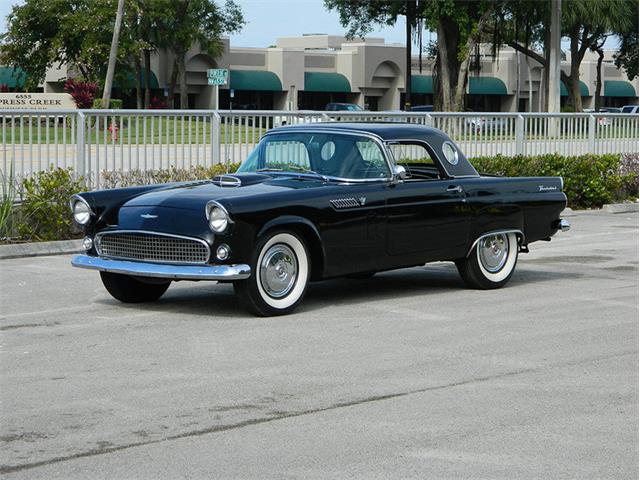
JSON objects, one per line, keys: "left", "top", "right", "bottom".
{"left": 237, "top": 132, "right": 390, "bottom": 180}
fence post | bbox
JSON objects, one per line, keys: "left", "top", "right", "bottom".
{"left": 424, "top": 113, "right": 433, "bottom": 127}
{"left": 210, "top": 111, "right": 221, "bottom": 166}
{"left": 515, "top": 114, "right": 525, "bottom": 155}
{"left": 76, "top": 111, "right": 87, "bottom": 186}
{"left": 588, "top": 114, "right": 596, "bottom": 152}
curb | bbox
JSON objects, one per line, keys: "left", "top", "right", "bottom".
{"left": 0, "top": 239, "right": 82, "bottom": 260}
{"left": 602, "top": 202, "right": 639, "bottom": 214}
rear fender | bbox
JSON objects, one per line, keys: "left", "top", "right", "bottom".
{"left": 468, "top": 204, "right": 526, "bottom": 254}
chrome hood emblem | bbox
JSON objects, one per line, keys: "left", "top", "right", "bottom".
{"left": 140, "top": 213, "right": 158, "bottom": 219}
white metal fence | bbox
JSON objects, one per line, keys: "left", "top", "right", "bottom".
{"left": 1, "top": 109, "right": 638, "bottom": 190}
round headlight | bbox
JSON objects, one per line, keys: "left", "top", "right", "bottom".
{"left": 208, "top": 206, "right": 229, "bottom": 233}
{"left": 73, "top": 199, "right": 92, "bottom": 225}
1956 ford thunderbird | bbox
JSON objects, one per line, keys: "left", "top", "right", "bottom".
{"left": 71, "top": 123, "right": 570, "bottom": 316}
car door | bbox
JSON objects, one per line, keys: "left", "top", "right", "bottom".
{"left": 315, "top": 136, "right": 389, "bottom": 276}
{"left": 385, "top": 141, "right": 471, "bottom": 262}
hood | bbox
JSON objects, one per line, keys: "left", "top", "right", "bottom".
{"left": 121, "top": 173, "right": 326, "bottom": 211}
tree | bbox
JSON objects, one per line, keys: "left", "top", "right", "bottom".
{"left": 326, "top": 0, "right": 496, "bottom": 111}
{"left": 561, "top": 0, "right": 635, "bottom": 111}
{"left": 425, "top": 0, "right": 496, "bottom": 111}
{"left": 490, "top": 0, "right": 636, "bottom": 112}
{"left": 325, "top": 0, "right": 427, "bottom": 110}
{"left": 0, "top": 0, "right": 139, "bottom": 90}
{"left": 151, "top": 0, "right": 244, "bottom": 109}
{"left": 101, "top": 0, "right": 126, "bottom": 108}
{"left": 614, "top": 1, "right": 638, "bottom": 80}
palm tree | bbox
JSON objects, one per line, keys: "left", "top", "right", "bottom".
{"left": 101, "top": 0, "right": 126, "bottom": 108}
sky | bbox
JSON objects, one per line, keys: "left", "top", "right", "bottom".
{"left": 0, "top": 0, "right": 617, "bottom": 50}
{"left": 0, "top": 0, "right": 425, "bottom": 47}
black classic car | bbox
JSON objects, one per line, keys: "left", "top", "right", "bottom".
{"left": 71, "top": 123, "right": 570, "bottom": 316}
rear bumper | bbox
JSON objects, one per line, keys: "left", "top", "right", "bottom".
{"left": 71, "top": 255, "right": 251, "bottom": 281}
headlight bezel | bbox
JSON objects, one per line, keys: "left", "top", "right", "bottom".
{"left": 205, "top": 200, "right": 231, "bottom": 233}
{"left": 70, "top": 195, "right": 93, "bottom": 226}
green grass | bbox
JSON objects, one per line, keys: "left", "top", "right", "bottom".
{"left": 1, "top": 116, "right": 635, "bottom": 145}
{"left": 0, "top": 117, "right": 265, "bottom": 145}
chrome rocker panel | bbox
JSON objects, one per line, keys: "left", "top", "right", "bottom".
{"left": 71, "top": 254, "right": 251, "bottom": 281}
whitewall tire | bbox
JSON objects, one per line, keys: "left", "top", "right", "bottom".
{"left": 456, "top": 232, "right": 519, "bottom": 289}
{"left": 234, "top": 231, "right": 310, "bottom": 316}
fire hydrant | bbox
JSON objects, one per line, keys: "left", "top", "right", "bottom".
{"left": 108, "top": 122, "right": 119, "bottom": 142}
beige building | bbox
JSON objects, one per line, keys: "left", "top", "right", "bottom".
{"left": 37, "top": 34, "right": 639, "bottom": 112}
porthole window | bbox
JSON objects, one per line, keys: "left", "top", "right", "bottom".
{"left": 442, "top": 142, "right": 459, "bottom": 166}
{"left": 320, "top": 141, "right": 336, "bottom": 161}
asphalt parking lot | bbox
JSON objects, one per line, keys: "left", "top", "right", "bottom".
{"left": 0, "top": 210, "right": 637, "bottom": 479}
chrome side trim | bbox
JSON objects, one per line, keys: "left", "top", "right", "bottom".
{"left": 466, "top": 229, "right": 525, "bottom": 257}
{"left": 95, "top": 230, "right": 211, "bottom": 264}
{"left": 71, "top": 255, "right": 251, "bottom": 281}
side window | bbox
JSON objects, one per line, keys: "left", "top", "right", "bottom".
{"left": 387, "top": 142, "right": 440, "bottom": 180}
{"left": 264, "top": 141, "right": 310, "bottom": 169}
{"left": 354, "top": 139, "right": 389, "bottom": 178}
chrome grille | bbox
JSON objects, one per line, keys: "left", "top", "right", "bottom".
{"left": 96, "top": 231, "right": 210, "bottom": 264}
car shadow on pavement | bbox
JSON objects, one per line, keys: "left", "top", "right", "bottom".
{"left": 302, "top": 264, "right": 583, "bottom": 311}
{"left": 93, "top": 264, "right": 583, "bottom": 318}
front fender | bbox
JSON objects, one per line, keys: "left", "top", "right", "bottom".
{"left": 257, "top": 215, "right": 326, "bottom": 280}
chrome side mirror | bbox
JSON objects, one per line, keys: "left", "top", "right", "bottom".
{"left": 393, "top": 164, "right": 408, "bottom": 181}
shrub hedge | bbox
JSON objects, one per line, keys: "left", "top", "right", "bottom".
{"left": 18, "top": 168, "right": 87, "bottom": 241}
{"left": 101, "top": 163, "right": 241, "bottom": 189}
{"left": 2, "top": 154, "right": 637, "bottom": 243}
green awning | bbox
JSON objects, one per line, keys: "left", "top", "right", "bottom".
{"left": 411, "top": 75, "right": 433, "bottom": 94}
{"left": 114, "top": 70, "right": 159, "bottom": 90}
{"left": 603, "top": 80, "right": 637, "bottom": 97}
{"left": 230, "top": 70, "right": 283, "bottom": 91}
{"left": 560, "top": 80, "right": 589, "bottom": 97}
{"left": 468, "top": 76, "right": 508, "bottom": 95}
{"left": 0, "top": 67, "right": 26, "bottom": 89}
{"left": 304, "top": 72, "right": 351, "bottom": 92}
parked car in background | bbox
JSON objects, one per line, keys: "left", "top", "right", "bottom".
{"left": 70, "top": 123, "right": 570, "bottom": 316}
{"left": 621, "top": 105, "right": 639, "bottom": 114}
{"left": 325, "top": 103, "right": 363, "bottom": 112}
{"left": 410, "top": 105, "right": 434, "bottom": 112}
{"left": 465, "top": 116, "right": 509, "bottom": 133}
{"left": 597, "top": 107, "right": 622, "bottom": 126}
{"left": 599, "top": 107, "right": 622, "bottom": 113}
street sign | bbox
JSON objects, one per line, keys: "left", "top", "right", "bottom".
{"left": 207, "top": 69, "right": 228, "bottom": 86}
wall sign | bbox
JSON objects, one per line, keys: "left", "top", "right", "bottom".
{"left": 0, "top": 93, "right": 77, "bottom": 110}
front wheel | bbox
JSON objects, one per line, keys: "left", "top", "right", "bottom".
{"left": 100, "top": 272, "right": 170, "bottom": 303}
{"left": 234, "top": 231, "right": 310, "bottom": 316}
{"left": 456, "top": 232, "right": 519, "bottom": 289}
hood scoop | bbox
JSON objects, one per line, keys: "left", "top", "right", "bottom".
{"left": 211, "top": 174, "right": 242, "bottom": 188}
{"left": 211, "top": 173, "right": 273, "bottom": 188}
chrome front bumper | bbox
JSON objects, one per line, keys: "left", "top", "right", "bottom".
{"left": 71, "top": 255, "right": 251, "bottom": 281}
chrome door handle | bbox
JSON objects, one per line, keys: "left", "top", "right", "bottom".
{"left": 446, "top": 185, "right": 463, "bottom": 193}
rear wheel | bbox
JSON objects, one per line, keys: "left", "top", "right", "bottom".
{"left": 234, "top": 231, "right": 310, "bottom": 316}
{"left": 456, "top": 232, "right": 518, "bottom": 289}
{"left": 100, "top": 272, "right": 170, "bottom": 303}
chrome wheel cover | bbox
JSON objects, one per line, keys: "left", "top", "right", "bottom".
{"left": 478, "top": 234, "right": 509, "bottom": 273}
{"left": 259, "top": 243, "right": 298, "bottom": 299}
